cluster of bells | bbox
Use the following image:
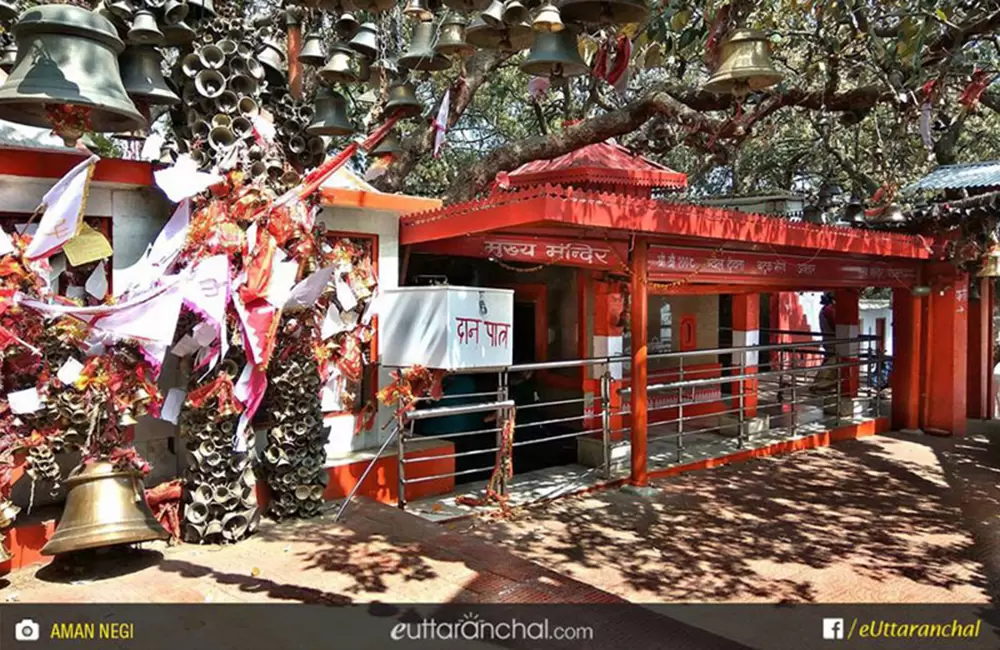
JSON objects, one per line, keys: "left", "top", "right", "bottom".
{"left": 264, "top": 94, "right": 331, "bottom": 178}
{"left": 800, "top": 186, "right": 906, "bottom": 227}
{"left": 179, "top": 364, "right": 260, "bottom": 544}
{"left": 261, "top": 351, "right": 328, "bottom": 521}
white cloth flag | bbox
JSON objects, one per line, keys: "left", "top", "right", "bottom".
{"left": 432, "top": 89, "right": 450, "bottom": 158}
{"left": 183, "top": 255, "right": 230, "bottom": 371}
{"left": 0, "top": 227, "right": 14, "bottom": 257}
{"left": 24, "top": 154, "right": 99, "bottom": 261}
{"left": 154, "top": 154, "right": 223, "bottom": 203}
{"left": 148, "top": 199, "right": 191, "bottom": 269}
{"left": 285, "top": 265, "right": 337, "bottom": 310}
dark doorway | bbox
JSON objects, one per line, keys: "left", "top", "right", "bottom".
{"left": 513, "top": 302, "right": 537, "bottom": 365}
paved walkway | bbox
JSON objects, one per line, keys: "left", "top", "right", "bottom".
{"left": 452, "top": 432, "right": 997, "bottom": 603}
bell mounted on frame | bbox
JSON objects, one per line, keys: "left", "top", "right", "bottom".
{"left": 702, "top": 29, "right": 783, "bottom": 96}
{"left": 257, "top": 39, "right": 287, "bottom": 88}
{"left": 120, "top": 46, "right": 180, "bottom": 108}
{"left": 162, "top": 0, "right": 189, "bottom": 26}
{"left": 127, "top": 10, "right": 164, "bottom": 46}
{"left": 385, "top": 80, "right": 423, "bottom": 119}
{"left": 0, "top": 44, "right": 17, "bottom": 75}
{"left": 399, "top": 20, "right": 451, "bottom": 72}
{"left": 299, "top": 32, "right": 327, "bottom": 67}
{"left": 558, "top": 0, "right": 649, "bottom": 25}
{"left": 521, "top": 27, "right": 589, "bottom": 78}
{"left": 467, "top": 14, "right": 534, "bottom": 51}
{"left": 502, "top": 0, "right": 529, "bottom": 26}
{"left": 0, "top": 5, "right": 146, "bottom": 144}
{"left": 436, "top": 14, "right": 475, "bottom": 58}
{"left": 403, "top": 0, "right": 434, "bottom": 22}
{"left": 370, "top": 128, "right": 401, "bottom": 156}
{"left": 318, "top": 43, "right": 360, "bottom": 86}
{"left": 307, "top": 88, "right": 354, "bottom": 137}
{"left": 0, "top": 1, "right": 18, "bottom": 22}
{"left": 348, "top": 22, "right": 380, "bottom": 60}
{"left": 979, "top": 244, "right": 1000, "bottom": 278}
{"left": 532, "top": 2, "right": 564, "bottom": 32}
{"left": 336, "top": 12, "right": 360, "bottom": 39}
{"left": 482, "top": 0, "right": 504, "bottom": 27}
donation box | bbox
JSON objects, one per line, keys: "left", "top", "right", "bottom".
{"left": 381, "top": 286, "right": 515, "bottom": 370}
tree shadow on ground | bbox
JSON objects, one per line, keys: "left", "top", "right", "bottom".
{"left": 157, "top": 558, "right": 353, "bottom": 604}
{"left": 35, "top": 547, "right": 163, "bottom": 584}
{"left": 454, "top": 432, "right": 991, "bottom": 603}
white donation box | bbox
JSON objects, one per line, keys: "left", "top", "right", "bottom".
{"left": 381, "top": 286, "right": 515, "bottom": 370}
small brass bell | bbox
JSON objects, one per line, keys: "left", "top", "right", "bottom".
{"left": 702, "top": 29, "right": 783, "bottom": 96}
{"left": 318, "top": 43, "right": 359, "bottom": 86}
{"left": 404, "top": 0, "right": 434, "bottom": 22}
{"left": 163, "top": 0, "right": 188, "bottom": 25}
{"left": 186, "top": 0, "right": 215, "bottom": 20}
{"left": 0, "top": 45, "right": 17, "bottom": 75}
{"left": 0, "top": 498, "right": 20, "bottom": 528}
{"left": 385, "top": 80, "right": 423, "bottom": 118}
{"left": 533, "top": 2, "right": 564, "bottom": 32}
{"left": 299, "top": 32, "right": 327, "bottom": 67}
{"left": 521, "top": 28, "right": 589, "bottom": 77}
{"left": 502, "top": 0, "right": 529, "bottom": 26}
{"left": 370, "top": 128, "right": 401, "bottom": 156}
{"left": 238, "top": 95, "right": 259, "bottom": 116}
{"left": 181, "top": 52, "right": 201, "bottom": 78}
{"left": 128, "top": 10, "right": 164, "bottom": 46}
{"left": 843, "top": 194, "right": 865, "bottom": 224}
{"left": 0, "top": 5, "right": 146, "bottom": 140}
{"left": 437, "top": 14, "right": 475, "bottom": 57}
{"left": 215, "top": 89, "right": 238, "bottom": 113}
{"left": 307, "top": 87, "right": 353, "bottom": 137}
{"left": 979, "top": 245, "right": 1000, "bottom": 278}
{"left": 163, "top": 21, "right": 196, "bottom": 46}
{"left": 199, "top": 44, "right": 225, "bottom": 69}
{"left": 444, "top": 0, "right": 492, "bottom": 12}
{"left": 231, "top": 115, "right": 252, "bottom": 137}
{"left": 0, "top": 1, "right": 18, "bottom": 21}
{"left": 108, "top": 0, "right": 134, "bottom": 21}
{"left": 482, "top": 0, "right": 505, "bottom": 27}
{"left": 558, "top": 0, "right": 649, "bottom": 25}
{"left": 217, "top": 39, "right": 237, "bottom": 56}
{"left": 195, "top": 69, "right": 226, "bottom": 98}
{"left": 227, "top": 74, "right": 256, "bottom": 97}
{"left": 257, "top": 39, "right": 287, "bottom": 87}
{"left": 244, "top": 56, "right": 265, "bottom": 82}
{"left": 41, "top": 461, "right": 170, "bottom": 556}
{"left": 336, "top": 12, "right": 360, "bottom": 38}
{"left": 348, "top": 22, "right": 379, "bottom": 60}
{"left": 399, "top": 21, "right": 451, "bottom": 71}
{"left": 120, "top": 46, "right": 180, "bottom": 107}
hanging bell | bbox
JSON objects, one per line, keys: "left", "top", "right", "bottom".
{"left": 443, "top": 0, "right": 492, "bottom": 12}
{"left": 164, "top": 21, "right": 196, "bottom": 46}
{"left": 120, "top": 46, "right": 180, "bottom": 107}
{"left": 385, "top": 80, "right": 423, "bottom": 118}
{"left": 482, "top": 0, "right": 505, "bottom": 27}
{"left": 404, "top": 0, "right": 434, "bottom": 22}
{"left": 370, "top": 128, "right": 401, "bottom": 156}
{"left": 181, "top": 52, "right": 201, "bottom": 78}
{"left": 108, "top": 0, "right": 134, "bottom": 21}
{"left": 336, "top": 13, "right": 360, "bottom": 38}
{"left": 41, "top": 461, "right": 169, "bottom": 556}
{"left": 702, "top": 29, "right": 783, "bottom": 96}
{"left": 215, "top": 89, "right": 238, "bottom": 113}
{"left": 558, "top": 0, "right": 648, "bottom": 25}
{"left": 217, "top": 39, "right": 237, "bottom": 56}
{"left": 502, "top": 0, "right": 529, "bottom": 26}
{"left": 186, "top": 0, "right": 215, "bottom": 20}
{"left": 199, "top": 44, "right": 225, "bottom": 70}
{"left": 127, "top": 10, "right": 164, "bottom": 46}
{"left": 436, "top": 14, "right": 475, "bottom": 58}
{"left": 227, "top": 74, "right": 256, "bottom": 97}
{"left": 257, "top": 39, "right": 287, "bottom": 88}
{"left": 231, "top": 115, "right": 252, "bottom": 137}
{"left": 521, "top": 28, "right": 589, "bottom": 77}
{"left": 195, "top": 69, "right": 226, "bottom": 98}
{"left": 0, "top": 1, "right": 17, "bottom": 21}
{"left": 0, "top": 497, "right": 20, "bottom": 528}
{"left": 843, "top": 194, "right": 865, "bottom": 224}
{"left": 348, "top": 22, "right": 379, "bottom": 60}
{"left": 307, "top": 87, "right": 353, "bottom": 137}
{"left": 318, "top": 43, "right": 360, "bottom": 86}
{"left": 979, "top": 245, "right": 1000, "bottom": 278}
{"left": 866, "top": 202, "right": 905, "bottom": 224}
{"left": 0, "top": 5, "right": 145, "bottom": 141}
{"left": 238, "top": 95, "right": 259, "bottom": 117}
{"left": 163, "top": 0, "right": 189, "bottom": 25}
{"left": 399, "top": 21, "right": 451, "bottom": 72}
{"left": 299, "top": 32, "right": 327, "bottom": 67}
{"left": 532, "top": 2, "right": 564, "bottom": 32}
{"left": 0, "top": 45, "right": 17, "bottom": 75}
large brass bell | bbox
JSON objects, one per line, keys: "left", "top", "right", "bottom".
{"left": 306, "top": 87, "right": 353, "bottom": 136}
{"left": 521, "top": 28, "right": 588, "bottom": 77}
{"left": 558, "top": 0, "right": 649, "bottom": 25}
{"left": 502, "top": 0, "right": 529, "bottom": 26}
{"left": 0, "top": 44, "right": 17, "bottom": 75}
{"left": 436, "top": 14, "right": 475, "bottom": 57}
{"left": 299, "top": 32, "right": 327, "bottom": 67}
{"left": 370, "top": 128, "right": 401, "bottom": 156}
{"left": 336, "top": 12, "right": 359, "bottom": 38}
{"left": 385, "top": 80, "right": 423, "bottom": 118}
{"left": 979, "top": 245, "right": 1000, "bottom": 278}
{"left": 403, "top": 0, "right": 433, "bottom": 22}
{"left": 399, "top": 21, "right": 451, "bottom": 71}
{"left": 702, "top": 29, "right": 783, "bottom": 96}
{"left": 348, "top": 22, "right": 379, "bottom": 60}
{"left": 127, "top": 9, "right": 164, "bottom": 46}
{"left": 163, "top": 21, "right": 196, "bottom": 46}
{"left": 467, "top": 15, "right": 534, "bottom": 50}
{"left": 0, "top": 5, "right": 146, "bottom": 141}
{"left": 41, "top": 461, "right": 169, "bottom": 556}
{"left": 318, "top": 43, "right": 359, "bottom": 86}
{"left": 533, "top": 2, "right": 564, "bottom": 32}
{"left": 0, "top": 497, "right": 20, "bottom": 528}
{"left": 120, "top": 46, "right": 180, "bottom": 107}
{"left": 482, "top": 0, "right": 505, "bottom": 27}
{"left": 257, "top": 39, "right": 286, "bottom": 88}
{"left": 0, "top": 1, "right": 17, "bottom": 21}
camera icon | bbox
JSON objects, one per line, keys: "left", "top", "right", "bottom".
{"left": 15, "top": 619, "right": 40, "bottom": 642}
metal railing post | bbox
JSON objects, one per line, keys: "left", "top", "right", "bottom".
{"left": 397, "top": 416, "right": 410, "bottom": 510}
{"left": 601, "top": 370, "right": 612, "bottom": 479}
{"left": 874, "top": 342, "right": 883, "bottom": 418}
{"left": 789, "top": 352, "right": 797, "bottom": 437}
{"left": 737, "top": 346, "right": 746, "bottom": 449}
{"left": 835, "top": 361, "right": 843, "bottom": 426}
{"left": 677, "top": 357, "right": 684, "bottom": 463}
{"left": 496, "top": 370, "right": 509, "bottom": 497}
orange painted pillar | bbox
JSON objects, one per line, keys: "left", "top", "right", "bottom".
{"left": 286, "top": 9, "right": 303, "bottom": 100}
{"left": 967, "top": 277, "right": 990, "bottom": 420}
{"left": 590, "top": 280, "right": 625, "bottom": 436}
{"left": 922, "top": 267, "right": 969, "bottom": 435}
{"left": 731, "top": 293, "right": 759, "bottom": 417}
{"left": 891, "top": 287, "right": 922, "bottom": 431}
{"left": 834, "top": 289, "right": 860, "bottom": 397}
{"left": 629, "top": 237, "right": 649, "bottom": 486}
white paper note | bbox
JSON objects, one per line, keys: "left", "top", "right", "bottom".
{"left": 334, "top": 277, "right": 357, "bottom": 312}
{"left": 171, "top": 334, "right": 199, "bottom": 357}
{"left": 8, "top": 388, "right": 42, "bottom": 415}
{"left": 234, "top": 362, "right": 253, "bottom": 404}
{"left": 49, "top": 254, "right": 66, "bottom": 283}
{"left": 0, "top": 227, "right": 14, "bottom": 257}
{"left": 193, "top": 321, "right": 218, "bottom": 346}
{"left": 56, "top": 357, "right": 85, "bottom": 386}
{"left": 154, "top": 155, "right": 224, "bottom": 203}
{"left": 65, "top": 285, "right": 85, "bottom": 300}
{"left": 361, "top": 290, "right": 381, "bottom": 325}
{"left": 85, "top": 262, "right": 108, "bottom": 300}
{"left": 160, "top": 388, "right": 186, "bottom": 425}
{"left": 321, "top": 373, "right": 343, "bottom": 412}
{"left": 266, "top": 260, "right": 299, "bottom": 308}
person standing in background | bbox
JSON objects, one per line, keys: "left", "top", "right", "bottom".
{"left": 820, "top": 292, "right": 837, "bottom": 359}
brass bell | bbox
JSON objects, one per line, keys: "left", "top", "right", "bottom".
{"left": 163, "top": 21, "right": 196, "bottom": 46}
{"left": 482, "top": 0, "right": 504, "bottom": 27}
{"left": 336, "top": 13, "right": 359, "bottom": 38}
{"left": 186, "top": 0, "right": 215, "bottom": 20}
{"left": 108, "top": 0, "right": 134, "bottom": 21}
{"left": 227, "top": 74, "right": 256, "bottom": 97}
{"left": 385, "top": 80, "right": 423, "bottom": 118}
{"left": 0, "top": 531, "right": 12, "bottom": 564}
{"left": 257, "top": 39, "right": 286, "bottom": 87}
{"left": 370, "top": 128, "right": 401, "bottom": 156}
{"left": 288, "top": 134, "right": 307, "bottom": 154}
{"left": 0, "top": 44, "right": 17, "bottom": 75}
{"left": 0, "top": 1, "right": 18, "bottom": 21}
{"left": 243, "top": 56, "right": 265, "bottom": 82}
{"left": 250, "top": 160, "right": 266, "bottom": 178}
{"left": 307, "top": 87, "right": 353, "bottom": 137}
{"left": 979, "top": 245, "right": 1000, "bottom": 278}
{"left": 120, "top": 46, "right": 180, "bottom": 107}
{"left": 299, "top": 32, "right": 327, "bottom": 67}
{"left": 231, "top": 115, "right": 252, "bottom": 137}
{"left": 191, "top": 119, "right": 210, "bottom": 139}
{"left": 318, "top": 43, "right": 360, "bottom": 86}
{"left": 199, "top": 44, "right": 225, "bottom": 69}
{"left": 502, "top": 0, "right": 528, "bottom": 26}
{"left": 128, "top": 10, "right": 164, "bottom": 46}
{"left": 702, "top": 29, "right": 783, "bottom": 96}
{"left": 0, "top": 497, "right": 20, "bottom": 528}
{"left": 238, "top": 95, "right": 259, "bottom": 116}
{"left": 348, "top": 22, "right": 379, "bottom": 60}
{"left": 195, "top": 69, "right": 226, "bottom": 98}
{"left": 215, "top": 90, "right": 238, "bottom": 113}
{"left": 558, "top": 0, "right": 649, "bottom": 25}
{"left": 163, "top": 0, "right": 188, "bottom": 25}
{"left": 41, "top": 461, "right": 169, "bottom": 556}
{"left": 404, "top": 0, "right": 434, "bottom": 22}
{"left": 0, "top": 5, "right": 146, "bottom": 141}
{"left": 436, "top": 14, "right": 475, "bottom": 58}
{"left": 217, "top": 38, "right": 237, "bottom": 56}
{"left": 444, "top": 0, "right": 492, "bottom": 12}
{"left": 521, "top": 28, "right": 589, "bottom": 77}
{"left": 399, "top": 21, "right": 451, "bottom": 72}
{"left": 533, "top": 2, "right": 564, "bottom": 32}
{"left": 181, "top": 53, "right": 202, "bottom": 78}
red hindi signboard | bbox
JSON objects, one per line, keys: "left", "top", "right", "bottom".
{"left": 414, "top": 235, "right": 629, "bottom": 270}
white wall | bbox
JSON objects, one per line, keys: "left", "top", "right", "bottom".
{"left": 861, "top": 305, "right": 893, "bottom": 356}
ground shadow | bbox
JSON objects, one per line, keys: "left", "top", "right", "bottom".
{"left": 35, "top": 547, "right": 163, "bottom": 584}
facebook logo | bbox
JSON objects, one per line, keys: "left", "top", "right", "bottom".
{"left": 823, "top": 618, "right": 845, "bottom": 640}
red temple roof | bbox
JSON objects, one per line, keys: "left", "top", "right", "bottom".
{"left": 501, "top": 140, "right": 688, "bottom": 191}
